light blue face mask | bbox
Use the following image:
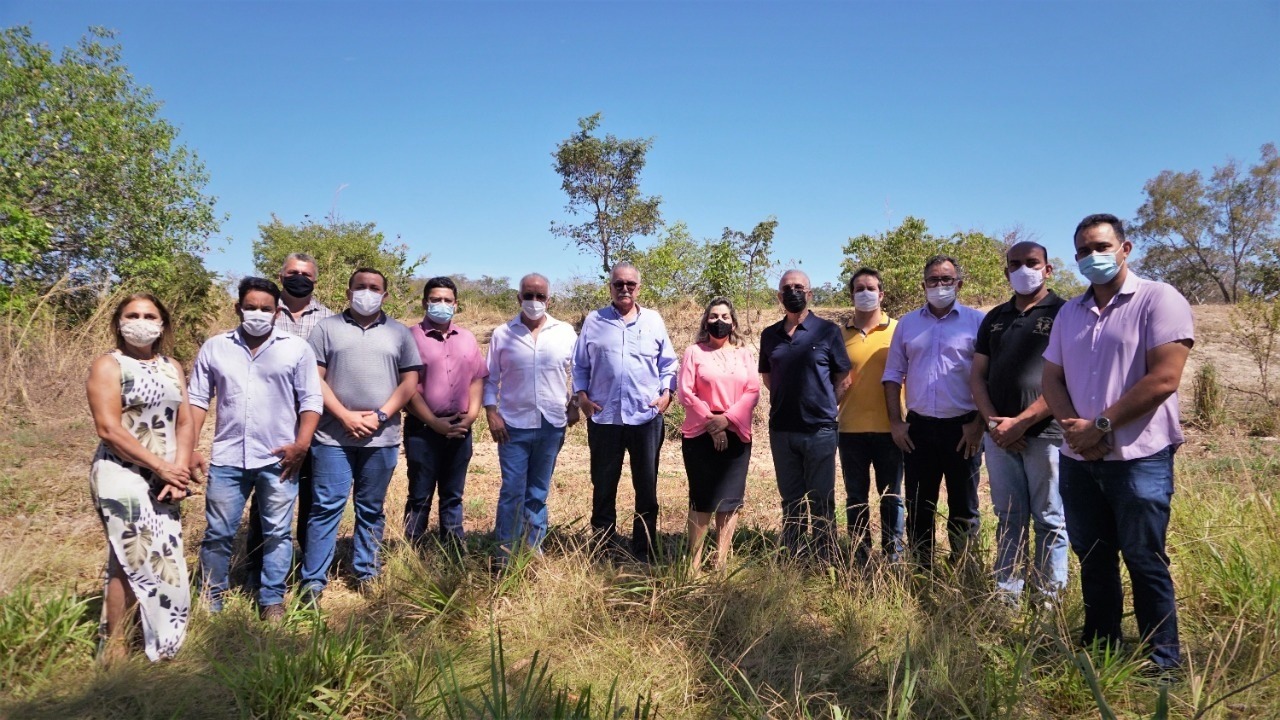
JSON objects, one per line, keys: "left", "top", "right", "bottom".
{"left": 1077, "top": 252, "right": 1122, "bottom": 284}
{"left": 426, "top": 301, "right": 455, "bottom": 324}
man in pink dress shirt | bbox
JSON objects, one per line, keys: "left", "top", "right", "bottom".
{"left": 1043, "top": 213, "right": 1194, "bottom": 675}
{"left": 404, "top": 276, "right": 489, "bottom": 554}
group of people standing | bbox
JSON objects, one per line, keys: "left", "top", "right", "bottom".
{"left": 86, "top": 212, "right": 1192, "bottom": 677}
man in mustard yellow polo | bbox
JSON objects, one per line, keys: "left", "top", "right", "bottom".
{"left": 837, "top": 268, "right": 904, "bottom": 566}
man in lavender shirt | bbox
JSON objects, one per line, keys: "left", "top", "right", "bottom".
{"left": 882, "top": 255, "right": 986, "bottom": 570}
{"left": 404, "top": 276, "right": 488, "bottom": 554}
{"left": 574, "top": 262, "right": 679, "bottom": 563}
{"left": 188, "top": 277, "right": 322, "bottom": 623}
{"left": 1043, "top": 213, "right": 1194, "bottom": 674}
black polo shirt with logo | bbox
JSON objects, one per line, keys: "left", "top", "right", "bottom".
{"left": 974, "top": 291, "right": 1065, "bottom": 439}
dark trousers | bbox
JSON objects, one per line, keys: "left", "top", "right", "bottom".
{"left": 404, "top": 420, "right": 472, "bottom": 546}
{"left": 770, "top": 426, "right": 839, "bottom": 560}
{"left": 246, "top": 450, "right": 313, "bottom": 585}
{"left": 903, "top": 412, "right": 981, "bottom": 568}
{"left": 838, "top": 432, "right": 905, "bottom": 562}
{"left": 587, "top": 416, "right": 664, "bottom": 559}
{"left": 1060, "top": 446, "right": 1181, "bottom": 670}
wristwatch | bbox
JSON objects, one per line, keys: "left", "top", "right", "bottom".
{"left": 986, "top": 419, "right": 999, "bottom": 432}
{"left": 375, "top": 409, "right": 390, "bottom": 425}
{"left": 1094, "top": 416, "right": 1113, "bottom": 433}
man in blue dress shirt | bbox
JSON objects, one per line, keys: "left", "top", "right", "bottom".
{"left": 573, "top": 262, "right": 679, "bottom": 563}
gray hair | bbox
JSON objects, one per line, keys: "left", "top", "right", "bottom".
{"left": 283, "top": 252, "right": 319, "bottom": 274}
{"left": 778, "top": 268, "right": 810, "bottom": 290}
{"left": 519, "top": 272, "right": 551, "bottom": 294}
{"left": 610, "top": 261, "right": 641, "bottom": 283}
{"left": 923, "top": 254, "right": 963, "bottom": 281}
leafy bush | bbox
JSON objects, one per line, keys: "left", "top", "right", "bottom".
{"left": 0, "top": 586, "right": 96, "bottom": 696}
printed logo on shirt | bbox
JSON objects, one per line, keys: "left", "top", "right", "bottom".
{"left": 1034, "top": 317, "right": 1054, "bottom": 336}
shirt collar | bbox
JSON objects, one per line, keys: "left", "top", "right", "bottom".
{"left": 1001, "top": 290, "right": 1061, "bottom": 313}
{"left": 1080, "top": 272, "right": 1142, "bottom": 308}
{"left": 420, "top": 319, "right": 458, "bottom": 338}
{"left": 918, "top": 303, "right": 960, "bottom": 320}
{"left": 227, "top": 327, "right": 285, "bottom": 349}
{"left": 278, "top": 296, "right": 325, "bottom": 319}
{"left": 508, "top": 313, "right": 564, "bottom": 330}
{"left": 603, "top": 304, "right": 643, "bottom": 321}
{"left": 844, "top": 314, "right": 892, "bottom": 330}
{"left": 342, "top": 309, "right": 388, "bottom": 328}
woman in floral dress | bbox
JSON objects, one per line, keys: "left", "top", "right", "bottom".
{"left": 86, "top": 293, "right": 198, "bottom": 663}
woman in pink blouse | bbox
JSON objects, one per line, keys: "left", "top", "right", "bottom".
{"left": 677, "top": 298, "right": 761, "bottom": 572}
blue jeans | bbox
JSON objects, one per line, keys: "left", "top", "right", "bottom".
{"left": 770, "top": 426, "right": 839, "bottom": 560}
{"left": 404, "top": 420, "right": 472, "bottom": 545}
{"left": 494, "top": 416, "right": 566, "bottom": 558}
{"left": 200, "top": 463, "right": 298, "bottom": 608}
{"left": 1060, "top": 446, "right": 1181, "bottom": 670}
{"left": 300, "top": 444, "right": 398, "bottom": 591}
{"left": 985, "top": 435, "right": 1069, "bottom": 600}
{"left": 838, "top": 432, "right": 904, "bottom": 562}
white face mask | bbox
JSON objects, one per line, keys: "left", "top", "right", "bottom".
{"left": 351, "top": 289, "right": 384, "bottom": 316}
{"left": 521, "top": 300, "right": 547, "bottom": 322}
{"left": 119, "top": 318, "right": 163, "bottom": 348}
{"left": 1008, "top": 266, "right": 1045, "bottom": 296}
{"left": 240, "top": 309, "right": 275, "bottom": 337}
{"left": 925, "top": 285, "right": 957, "bottom": 309}
{"left": 853, "top": 290, "right": 880, "bottom": 312}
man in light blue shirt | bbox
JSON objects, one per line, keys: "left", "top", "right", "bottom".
{"left": 573, "top": 262, "right": 678, "bottom": 563}
{"left": 188, "top": 277, "right": 323, "bottom": 622}
{"left": 881, "top": 255, "right": 986, "bottom": 570}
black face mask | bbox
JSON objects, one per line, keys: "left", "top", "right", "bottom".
{"left": 281, "top": 274, "right": 315, "bottom": 298}
{"left": 707, "top": 320, "right": 732, "bottom": 339}
{"left": 781, "top": 287, "right": 808, "bottom": 313}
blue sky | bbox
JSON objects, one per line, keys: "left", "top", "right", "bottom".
{"left": 6, "top": 1, "right": 1278, "bottom": 290}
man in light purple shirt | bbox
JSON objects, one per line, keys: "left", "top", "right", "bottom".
{"left": 882, "top": 255, "right": 985, "bottom": 570}
{"left": 1043, "top": 213, "right": 1194, "bottom": 674}
{"left": 573, "top": 262, "right": 678, "bottom": 563}
{"left": 188, "top": 277, "right": 322, "bottom": 622}
{"left": 404, "top": 276, "right": 489, "bottom": 553}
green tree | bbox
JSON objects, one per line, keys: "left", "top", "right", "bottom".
{"left": 632, "top": 222, "right": 703, "bottom": 306}
{"left": 839, "top": 217, "right": 1008, "bottom": 316}
{"left": 551, "top": 113, "right": 662, "bottom": 278}
{"left": 0, "top": 26, "right": 220, "bottom": 296}
{"left": 1133, "top": 143, "right": 1280, "bottom": 303}
{"left": 252, "top": 215, "right": 426, "bottom": 319}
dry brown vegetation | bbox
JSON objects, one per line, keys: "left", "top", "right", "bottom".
{"left": 1, "top": 300, "right": 1277, "bottom": 718}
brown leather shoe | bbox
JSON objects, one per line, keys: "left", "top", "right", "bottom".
{"left": 260, "top": 603, "right": 286, "bottom": 625}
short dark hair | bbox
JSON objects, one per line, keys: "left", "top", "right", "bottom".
{"left": 1006, "top": 241, "right": 1049, "bottom": 263}
{"left": 849, "top": 267, "right": 882, "bottom": 292}
{"left": 238, "top": 276, "right": 281, "bottom": 304}
{"left": 1073, "top": 213, "right": 1126, "bottom": 244}
{"left": 348, "top": 267, "right": 387, "bottom": 290}
{"left": 423, "top": 276, "right": 458, "bottom": 301}
{"left": 923, "top": 254, "right": 963, "bottom": 280}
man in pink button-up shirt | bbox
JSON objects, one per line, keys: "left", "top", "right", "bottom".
{"left": 404, "top": 276, "right": 489, "bottom": 553}
{"left": 1043, "top": 213, "right": 1194, "bottom": 675}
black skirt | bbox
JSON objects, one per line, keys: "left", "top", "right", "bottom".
{"left": 681, "top": 432, "right": 751, "bottom": 513}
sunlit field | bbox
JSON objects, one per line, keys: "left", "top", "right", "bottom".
{"left": 1, "top": 301, "right": 1276, "bottom": 719}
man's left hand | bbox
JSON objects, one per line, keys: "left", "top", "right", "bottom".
{"left": 956, "top": 418, "right": 984, "bottom": 459}
{"left": 272, "top": 441, "right": 309, "bottom": 480}
{"left": 1062, "top": 418, "right": 1106, "bottom": 454}
{"left": 989, "top": 416, "right": 1027, "bottom": 449}
{"left": 650, "top": 391, "right": 672, "bottom": 414}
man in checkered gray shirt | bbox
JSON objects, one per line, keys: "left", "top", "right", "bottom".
{"left": 245, "top": 252, "right": 335, "bottom": 588}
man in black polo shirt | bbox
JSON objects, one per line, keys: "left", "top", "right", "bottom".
{"left": 760, "top": 269, "right": 852, "bottom": 562}
{"left": 969, "top": 241, "right": 1069, "bottom": 604}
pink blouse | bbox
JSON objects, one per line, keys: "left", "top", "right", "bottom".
{"left": 677, "top": 343, "right": 761, "bottom": 442}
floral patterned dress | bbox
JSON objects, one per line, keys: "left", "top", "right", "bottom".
{"left": 89, "top": 351, "right": 190, "bottom": 661}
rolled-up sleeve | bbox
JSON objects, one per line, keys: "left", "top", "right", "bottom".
{"left": 881, "top": 322, "right": 908, "bottom": 384}
{"left": 571, "top": 322, "right": 593, "bottom": 394}
{"left": 656, "top": 321, "right": 679, "bottom": 391}
{"left": 483, "top": 325, "right": 503, "bottom": 407}
{"left": 187, "top": 341, "right": 213, "bottom": 410}
{"left": 295, "top": 344, "right": 324, "bottom": 414}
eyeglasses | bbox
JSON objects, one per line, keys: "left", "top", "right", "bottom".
{"left": 611, "top": 281, "right": 638, "bottom": 290}
{"left": 781, "top": 284, "right": 808, "bottom": 292}
{"left": 521, "top": 292, "right": 548, "bottom": 301}
{"left": 924, "top": 276, "right": 957, "bottom": 287}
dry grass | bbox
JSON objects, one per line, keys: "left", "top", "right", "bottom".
{"left": 1, "top": 302, "right": 1278, "bottom": 718}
